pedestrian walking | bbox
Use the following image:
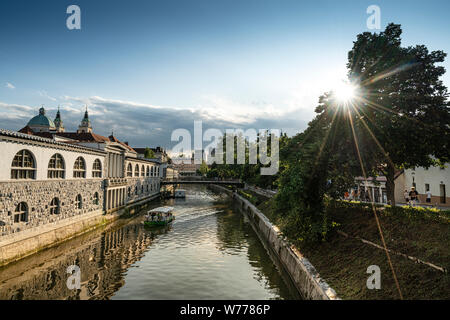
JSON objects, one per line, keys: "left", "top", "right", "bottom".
{"left": 404, "top": 189, "right": 409, "bottom": 205}
{"left": 426, "top": 190, "right": 432, "bottom": 204}
{"left": 409, "top": 187, "right": 419, "bottom": 206}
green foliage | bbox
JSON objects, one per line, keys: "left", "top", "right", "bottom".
{"left": 206, "top": 167, "right": 219, "bottom": 178}
{"left": 383, "top": 205, "right": 450, "bottom": 223}
{"left": 205, "top": 132, "right": 287, "bottom": 189}
{"left": 272, "top": 23, "right": 450, "bottom": 244}
{"left": 237, "top": 190, "right": 266, "bottom": 206}
{"left": 199, "top": 160, "right": 209, "bottom": 176}
{"left": 144, "top": 147, "right": 155, "bottom": 159}
{"left": 345, "top": 23, "right": 450, "bottom": 203}
{"left": 331, "top": 199, "right": 450, "bottom": 223}
{"left": 273, "top": 91, "right": 363, "bottom": 244}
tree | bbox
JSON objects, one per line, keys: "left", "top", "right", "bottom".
{"left": 341, "top": 24, "right": 450, "bottom": 205}
{"left": 274, "top": 98, "right": 358, "bottom": 243}
{"left": 199, "top": 161, "right": 209, "bottom": 176}
{"left": 144, "top": 147, "right": 155, "bottom": 159}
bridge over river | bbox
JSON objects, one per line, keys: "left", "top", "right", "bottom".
{"left": 161, "top": 179, "right": 244, "bottom": 188}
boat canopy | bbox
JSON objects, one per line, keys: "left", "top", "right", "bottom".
{"left": 148, "top": 206, "right": 174, "bottom": 214}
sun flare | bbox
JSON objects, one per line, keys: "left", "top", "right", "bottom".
{"left": 333, "top": 81, "right": 357, "bottom": 104}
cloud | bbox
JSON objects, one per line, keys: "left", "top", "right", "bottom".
{"left": 37, "top": 90, "right": 57, "bottom": 101}
{"left": 0, "top": 95, "right": 310, "bottom": 151}
{"left": 6, "top": 82, "right": 15, "bottom": 89}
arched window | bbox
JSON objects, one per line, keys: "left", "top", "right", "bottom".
{"left": 141, "top": 165, "right": 145, "bottom": 177}
{"left": 127, "top": 187, "right": 131, "bottom": 197}
{"left": 93, "top": 192, "right": 99, "bottom": 205}
{"left": 75, "top": 194, "right": 83, "bottom": 209}
{"left": 49, "top": 197, "right": 60, "bottom": 214}
{"left": 134, "top": 164, "right": 139, "bottom": 177}
{"left": 127, "top": 163, "right": 133, "bottom": 177}
{"left": 141, "top": 185, "right": 144, "bottom": 193}
{"left": 14, "top": 202, "right": 28, "bottom": 223}
{"left": 92, "top": 159, "right": 102, "bottom": 178}
{"left": 151, "top": 166, "right": 154, "bottom": 176}
{"left": 146, "top": 185, "right": 149, "bottom": 192}
{"left": 135, "top": 186, "right": 138, "bottom": 195}
{"left": 48, "top": 154, "right": 65, "bottom": 179}
{"left": 146, "top": 166, "right": 150, "bottom": 177}
{"left": 11, "top": 150, "right": 36, "bottom": 179}
{"left": 73, "top": 157, "right": 86, "bottom": 178}
{"left": 156, "top": 167, "right": 159, "bottom": 177}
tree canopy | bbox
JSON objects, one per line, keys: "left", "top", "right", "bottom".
{"left": 273, "top": 23, "right": 449, "bottom": 243}
{"left": 144, "top": 147, "right": 155, "bottom": 159}
{"left": 343, "top": 23, "right": 449, "bottom": 203}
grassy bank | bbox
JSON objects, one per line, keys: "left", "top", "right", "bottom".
{"left": 239, "top": 189, "right": 450, "bottom": 300}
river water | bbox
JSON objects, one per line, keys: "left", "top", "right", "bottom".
{"left": 0, "top": 185, "right": 299, "bottom": 300}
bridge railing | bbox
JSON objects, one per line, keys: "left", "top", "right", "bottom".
{"left": 162, "top": 177, "right": 243, "bottom": 184}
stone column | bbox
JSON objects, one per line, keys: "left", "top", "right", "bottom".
{"left": 114, "top": 154, "right": 118, "bottom": 178}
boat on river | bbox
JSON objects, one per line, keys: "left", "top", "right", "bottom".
{"left": 144, "top": 206, "right": 175, "bottom": 227}
{"left": 174, "top": 189, "right": 186, "bottom": 198}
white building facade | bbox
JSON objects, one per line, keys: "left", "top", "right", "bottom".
{"left": 0, "top": 107, "right": 162, "bottom": 241}
{"left": 394, "top": 165, "right": 450, "bottom": 207}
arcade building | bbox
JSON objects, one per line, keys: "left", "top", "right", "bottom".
{"left": 0, "top": 107, "right": 162, "bottom": 241}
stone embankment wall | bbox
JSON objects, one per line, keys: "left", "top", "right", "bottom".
{"left": 0, "top": 179, "right": 104, "bottom": 237}
{"left": 209, "top": 184, "right": 338, "bottom": 300}
{"left": 0, "top": 190, "right": 159, "bottom": 267}
{"left": 244, "top": 184, "right": 277, "bottom": 198}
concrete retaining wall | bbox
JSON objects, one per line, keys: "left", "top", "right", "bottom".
{"left": 209, "top": 184, "right": 338, "bottom": 300}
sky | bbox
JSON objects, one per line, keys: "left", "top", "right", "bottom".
{"left": 1, "top": 0, "right": 449, "bottom": 150}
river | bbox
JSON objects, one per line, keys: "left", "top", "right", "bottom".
{"left": 0, "top": 185, "right": 300, "bottom": 300}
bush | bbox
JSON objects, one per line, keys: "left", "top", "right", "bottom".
{"left": 237, "top": 190, "right": 259, "bottom": 205}
{"left": 384, "top": 205, "right": 450, "bottom": 223}
{"left": 329, "top": 199, "right": 450, "bottom": 223}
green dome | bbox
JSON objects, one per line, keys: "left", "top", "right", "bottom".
{"left": 27, "top": 107, "right": 56, "bottom": 128}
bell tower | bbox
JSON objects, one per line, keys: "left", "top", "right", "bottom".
{"left": 54, "top": 106, "right": 65, "bottom": 133}
{"left": 77, "top": 106, "right": 93, "bottom": 133}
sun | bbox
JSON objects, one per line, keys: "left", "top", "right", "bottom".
{"left": 333, "top": 81, "right": 357, "bottom": 104}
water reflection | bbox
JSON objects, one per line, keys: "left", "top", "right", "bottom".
{"left": 0, "top": 185, "right": 299, "bottom": 300}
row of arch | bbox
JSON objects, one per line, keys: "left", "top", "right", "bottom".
{"left": 126, "top": 163, "right": 159, "bottom": 178}
{"left": 10, "top": 149, "right": 102, "bottom": 180}
{"left": 127, "top": 182, "right": 159, "bottom": 197}
{"left": 11, "top": 193, "right": 100, "bottom": 223}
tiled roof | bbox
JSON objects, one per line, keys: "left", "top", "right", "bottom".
{"left": 18, "top": 126, "right": 34, "bottom": 135}
{"left": 55, "top": 132, "right": 111, "bottom": 143}
{"left": 13, "top": 128, "right": 135, "bottom": 153}
{"left": 108, "top": 135, "right": 136, "bottom": 152}
{"left": 133, "top": 147, "right": 164, "bottom": 154}
{"left": 0, "top": 129, "right": 105, "bottom": 154}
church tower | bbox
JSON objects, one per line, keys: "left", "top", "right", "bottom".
{"left": 54, "top": 106, "right": 65, "bottom": 133}
{"left": 77, "top": 106, "right": 93, "bottom": 133}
